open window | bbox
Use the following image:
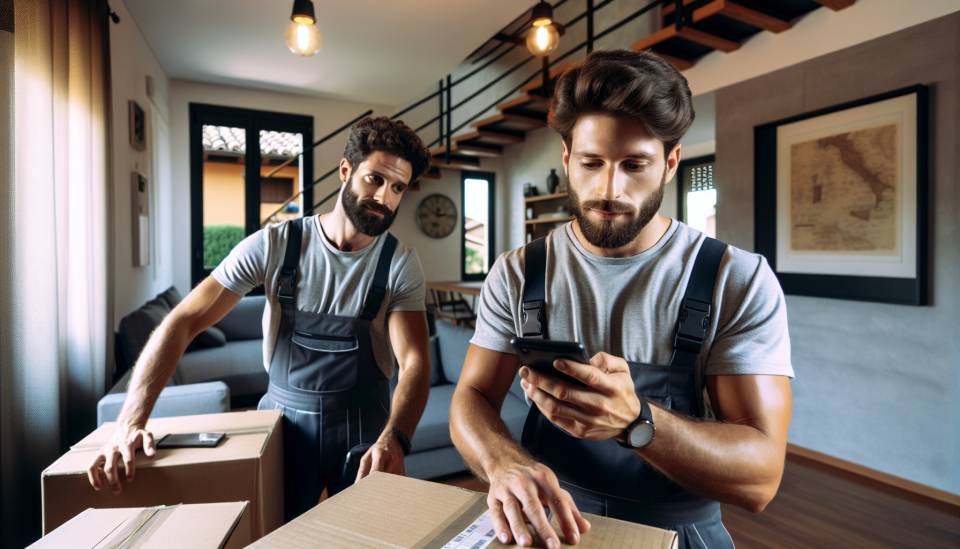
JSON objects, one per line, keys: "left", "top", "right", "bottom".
{"left": 461, "top": 171, "right": 495, "bottom": 281}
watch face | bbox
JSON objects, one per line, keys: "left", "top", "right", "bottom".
{"left": 416, "top": 194, "right": 457, "bottom": 239}
{"left": 628, "top": 421, "right": 655, "bottom": 448}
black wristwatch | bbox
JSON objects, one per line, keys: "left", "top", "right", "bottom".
{"left": 617, "top": 398, "right": 656, "bottom": 449}
{"left": 392, "top": 427, "right": 412, "bottom": 456}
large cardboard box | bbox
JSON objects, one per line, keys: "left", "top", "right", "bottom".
{"left": 41, "top": 410, "right": 283, "bottom": 540}
{"left": 29, "top": 502, "right": 251, "bottom": 549}
{"left": 249, "top": 472, "right": 678, "bottom": 549}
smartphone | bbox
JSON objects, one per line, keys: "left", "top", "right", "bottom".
{"left": 155, "top": 432, "right": 226, "bottom": 449}
{"left": 510, "top": 337, "right": 590, "bottom": 389}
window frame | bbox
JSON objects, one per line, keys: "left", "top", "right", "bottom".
{"left": 676, "top": 154, "right": 715, "bottom": 224}
{"left": 460, "top": 170, "right": 496, "bottom": 282}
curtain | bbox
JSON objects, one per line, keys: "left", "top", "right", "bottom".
{"left": 1, "top": 0, "right": 112, "bottom": 546}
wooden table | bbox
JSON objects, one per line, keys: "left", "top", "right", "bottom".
{"left": 425, "top": 281, "right": 484, "bottom": 326}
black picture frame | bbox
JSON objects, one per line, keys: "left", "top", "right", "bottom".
{"left": 754, "top": 85, "right": 928, "bottom": 306}
{"left": 676, "top": 154, "right": 715, "bottom": 223}
{"left": 129, "top": 100, "right": 146, "bottom": 151}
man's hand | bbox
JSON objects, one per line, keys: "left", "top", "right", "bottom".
{"left": 354, "top": 430, "right": 406, "bottom": 482}
{"left": 487, "top": 457, "right": 591, "bottom": 548}
{"left": 520, "top": 352, "right": 641, "bottom": 441}
{"left": 87, "top": 422, "right": 157, "bottom": 495}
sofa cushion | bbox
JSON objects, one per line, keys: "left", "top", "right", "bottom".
{"left": 97, "top": 381, "right": 230, "bottom": 427}
{"left": 117, "top": 296, "right": 171, "bottom": 368}
{"left": 434, "top": 320, "right": 474, "bottom": 384}
{"left": 157, "top": 285, "right": 184, "bottom": 309}
{"left": 215, "top": 295, "right": 266, "bottom": 341}
{"left": 191, "top": 326, "right": 227, "bottom": 349}
{"left": 175, "top": 339, "right": 268, "bottom": 397}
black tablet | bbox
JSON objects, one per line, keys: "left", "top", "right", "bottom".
{"left": 155, "top": 432, "right": 226, "bottom": 449}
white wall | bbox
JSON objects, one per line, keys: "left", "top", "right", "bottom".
{"left": 167, "top": 80, "right": 394, "bottom": 293}
{"left": 110, "top": 0, "right": 173, "bottom": 328}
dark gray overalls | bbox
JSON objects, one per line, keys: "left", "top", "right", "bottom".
{"left": 519, "top": 236, "right": 735, "bottom": 549}
{"left": 257, "top": 217, "right": 396, "bottom": 521}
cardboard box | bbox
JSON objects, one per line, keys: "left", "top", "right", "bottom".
{"left": 249, "top": 472, "right": 678, "bottom": 549}
{"left": 41, "top": 410, "right": 283, "bottom": 540}
{"left": 29, "top": 502, "right": 251, "bottom": 549}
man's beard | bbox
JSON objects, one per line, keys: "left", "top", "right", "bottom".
{"left": 568, "top": 171, "right": 666, "bottom": 249}
{"left": 341, "top": 178, "right": 399, "bottom": 237}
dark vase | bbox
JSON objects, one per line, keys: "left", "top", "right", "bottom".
{"left": 546, "top": 168, "right": 559, "bottom": 194}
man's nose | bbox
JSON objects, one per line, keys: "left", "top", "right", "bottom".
{"left": 599, "top": 166, "right": 623, "bottom": 201}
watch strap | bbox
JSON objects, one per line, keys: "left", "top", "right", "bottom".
{"left": 617, "top": 398, "right": 653, "bottom": 449}
{"left": 392, "top": 427, "right": 412, "bottom": 456}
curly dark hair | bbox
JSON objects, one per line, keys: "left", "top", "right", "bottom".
{"left": 342, "top": 116, "right": 432, "bottom": 184}
{"left": 548, "top": 49, "right": 695, "bottom": 158}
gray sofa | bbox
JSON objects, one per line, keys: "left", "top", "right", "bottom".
{"left": 399, "top": 319, "right": 528, "bottom": 480}
{"left": 99, "top": 288, "right": 268, "bottom": 425}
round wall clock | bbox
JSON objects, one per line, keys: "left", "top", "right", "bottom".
{"left": 416, "top": 194, "right": 457, "bottom": 239}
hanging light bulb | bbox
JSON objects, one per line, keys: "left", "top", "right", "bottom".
{"left": 524, "top": 1, "right": 562, "bottom": 57}
{"left": 285, "top": 0, "right": 322, "bottom": 57}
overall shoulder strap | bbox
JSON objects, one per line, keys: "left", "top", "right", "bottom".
{"left": 277, "top": 218, "right": 305, "bottom": 306}
{"left": 521, "top": 237, "right": 547, "bottom": 338}
{"left": 359, "top": 232, "right": 399, "bottom": 321}
{"left": 672, "top": 236, "right": 727, "bottom": 367}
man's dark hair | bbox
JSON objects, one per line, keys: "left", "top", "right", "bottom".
{"left": 548, "top": 49, "right": 694, "bottom": 157}
{"left": 343, "top": 116, "right": 432, "bottom": 184}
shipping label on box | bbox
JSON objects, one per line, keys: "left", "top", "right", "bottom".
{"left": 41, "top": 410, "right": 283, "bottom": 540}
{"left": 249, "top": 472, "right": 678, "bottom": 549}
{"left": 29, "top": 501, "right": 251, "bottom": 549}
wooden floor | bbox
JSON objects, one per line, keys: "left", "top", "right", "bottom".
{"left": 437, "top": 454, "right": 960, "bottom": 548}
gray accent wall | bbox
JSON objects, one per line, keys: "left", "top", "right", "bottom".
{"left": 715, "top": 13, "right": 960, "bottom": 494}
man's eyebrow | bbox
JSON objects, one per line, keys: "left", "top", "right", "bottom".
{"left": 572, "top": 151, "right": 656, "bottom": 159}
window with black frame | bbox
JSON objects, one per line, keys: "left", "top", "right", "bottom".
{"left": 461, "top": 171, "right": 495, "bottom": 281}
{"left": 676, "top": 155, "right": 716, "bottom": 238}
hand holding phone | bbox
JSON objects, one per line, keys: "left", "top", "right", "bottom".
{"left": 510, "top": 337, "right": 590, "bottom": 389}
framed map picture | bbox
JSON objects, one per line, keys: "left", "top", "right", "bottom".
{"left": 754, "top": 85, "right": 928, "bottom": 305}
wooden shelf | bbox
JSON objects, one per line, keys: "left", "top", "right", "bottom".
{"left": 525, "top": 216, "right": 574, "bottom": 225}
{"left": 524, "top": 190, "right": 568, "bottom": 203}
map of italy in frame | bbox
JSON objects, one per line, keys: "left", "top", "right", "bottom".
{"left": 775, "top": 93, "right": 918, "bottom": 279}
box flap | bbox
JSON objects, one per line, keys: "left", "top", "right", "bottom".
{"left": 250, "top": 473, "right": 679, "bottom": 549}
{"left": 138, "top": 502, "right": 248, "bottom": 549}
{"left": 43, "top": 411, "right": 281, "bottom": 476}
{"left": 29, "top": 508, "right": 142, "bottom": 549}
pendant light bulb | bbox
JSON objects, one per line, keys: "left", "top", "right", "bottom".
{"left": 525, "top": 23, "right": 559, "bottom": 57}
{"left": 286, "top": 0, "right": 321, "bottom": 56}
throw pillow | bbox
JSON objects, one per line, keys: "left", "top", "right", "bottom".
{"left": 434, "top": 320, "right": 474, "bottom": 384}
{"left": 157, "top": 286, "right": 184, "bottom": 309}
{"left": 188, "top": 326, "right": 227, "bottom": 350}
{"left": 117, "top": 297, "right": 171, "bottom": 369}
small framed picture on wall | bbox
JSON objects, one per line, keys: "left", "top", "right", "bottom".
{"left": 129, "top": 100, "right": 146, "bottom": 151}
{"left": 754, "top": 85, "right": 928, "bottom": 305}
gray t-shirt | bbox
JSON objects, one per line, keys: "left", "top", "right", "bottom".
{"left": 213, "top": 215, "right": 426, "bottom": 378}
{"left": 472, "top": 221, "right": 793, "bottom": 414}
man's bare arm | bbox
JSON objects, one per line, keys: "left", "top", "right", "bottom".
{"left": 355, "top": 311, "right": 432, "bottom": 480}
{"left": 452, "top": 344, "right": 590, "bottom": 548}
{"left": 87, "top": 277, "right": 242, "bottom": 493}
{"left": 638, "top": 375, "right": 792, "bottom": 512}
{"left": 522, "top": 355, "right": 793, "bottom": 513}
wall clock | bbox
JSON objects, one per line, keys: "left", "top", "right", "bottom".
{"left": 416, "top": 194, "right": 457, "bottom": 238}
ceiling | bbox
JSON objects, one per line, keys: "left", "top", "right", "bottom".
{"left": 123, "top": 0, "right": 524, "bottom": 106}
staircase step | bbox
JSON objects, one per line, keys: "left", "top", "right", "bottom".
{"left": 432, "top": 142, "right": 502, "bottom": 158}
{"left": 810, "top": 0, "right": 854, "bottom": 10}
{"left": 472, "top": 113, "right": 546, "bottom": 133}
{"left": 694, "top": 0, "right": 792, "bottom": 33}
{"left": 633, "top": 25, "right": 740, "bottom": 54}
{"left": 454, "top": 129, "right": 525, "bottom": 147}
{"left": 655, "top": 53, "right": 694, "bottom": 71}
{"left": 521, "top": 63, "right": 574, "bottom": 94}
{"left": 418, "top": 167, "right": 442, "bottom": 180}
{"left": 497, "top": 94, "right": 551, "bottom": 116}
{"left": 432, "top": 155, "right": 482, "bottom": 171}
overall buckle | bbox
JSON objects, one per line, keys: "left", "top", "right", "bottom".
{"left": 674, "top": 298, "right": 710, "bottom": 354}
{"left": 278, "top": 267, "right": 297, "bottom": 304}
{"left": 521, "top": 300, "right": 544, "bottom": 338}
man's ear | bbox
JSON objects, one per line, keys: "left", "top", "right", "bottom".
{"left": 339, "top": 158, "right": 353, "bottom": 185}
{"left": 562, "top": 140, "right": 570, "bottom": 178}
{"left": 664, "top": 143, "right": 682, "bottom": 184}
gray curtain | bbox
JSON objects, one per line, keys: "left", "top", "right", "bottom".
{"left": 1, "top": 0, "right": 112, "bottom": 546}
